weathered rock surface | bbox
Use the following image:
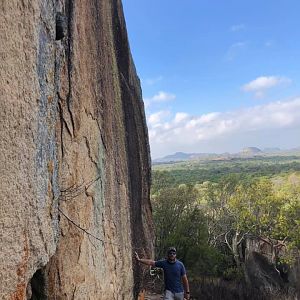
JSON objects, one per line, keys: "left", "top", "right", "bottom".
{"left": 245, "top": 236, "right": 299, "bottom": 298}
{"left": 0, "top": 0, "right": 153, "bottom": 299}
{"left": 245, "top": 251, "right": 284, "bottom": 291}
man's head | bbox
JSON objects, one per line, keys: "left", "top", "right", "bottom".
{"left": 167, "top": 247, "right": 177, "bottom": 262}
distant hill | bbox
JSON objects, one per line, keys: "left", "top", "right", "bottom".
{"left": 240, "top": 147, "right": 263, "bottom": 156}
{"left": 153, "top": 152, "right": 216, "bottom": 163}
{"left": 152, "top": 147, "right": 300, "bottom": 164}
{"left": 156, "top": 152, "right": 193, "bottom": 162}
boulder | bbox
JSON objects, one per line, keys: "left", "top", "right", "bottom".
{"left": 245, "top": 251, "right": 284, "bottom": 291}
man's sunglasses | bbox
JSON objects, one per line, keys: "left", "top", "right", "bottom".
{"left": 168, "top": 251, "right": 176, "bottom": 256}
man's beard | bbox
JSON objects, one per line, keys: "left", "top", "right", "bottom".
{"left": 168, "top": 257, "right": 176, "bottom": 263}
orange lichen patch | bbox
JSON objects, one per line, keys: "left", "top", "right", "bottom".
{"left": 47, "top": 95, "right": 54, "bottom": 103}
{"left": 48, "top": 179, "right": 54, "bottom": 214}
{"left": 10, "top": 231, "right": 30, "bottom": 300}
{"left": 48, "top": 179, "right": 53, "bottom": 196}
{"left": 47, "top": 160, "right": 54, "bottom": 175}
{"left": 16, "top": 233, "right": 29, "bottom": 279}
{"left": 9, "top": 282, "right": 26, "bottom": 300}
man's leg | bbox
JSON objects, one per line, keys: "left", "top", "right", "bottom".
{"left": 164, "top": 290, "right": 175, "bottom": 300}
{"left": 174, "top": 292, "right": 184, "bottom": 300}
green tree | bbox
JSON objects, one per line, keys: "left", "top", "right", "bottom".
{"left": 202, "top": 176, "right": 299, "bottom": 267}
{"left": 151, "top": 170, "right": 175, "bottom": 194}
{"left": 152, "top": 184, "right": 222, "bottom": 275}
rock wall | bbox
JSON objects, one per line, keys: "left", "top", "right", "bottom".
{"left": 0, "top": 0, "right": 154, "bottom": 299}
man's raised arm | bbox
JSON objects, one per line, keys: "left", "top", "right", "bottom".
{"left": 135, "top": 252, "right": 156, "bottom": 266}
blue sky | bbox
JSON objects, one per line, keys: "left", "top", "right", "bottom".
{"left": 123, "top": 0, "right": 300, "bottom": 158}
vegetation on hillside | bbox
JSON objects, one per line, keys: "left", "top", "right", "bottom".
{"left": 151, "top": 156, "right": 300, "bottom": 281}
{"left": 153, "top": 156, "right": 300, "bottom": 187}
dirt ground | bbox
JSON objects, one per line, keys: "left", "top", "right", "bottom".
{"left": 143, "top": 292, "right": 163, "bottom": 300}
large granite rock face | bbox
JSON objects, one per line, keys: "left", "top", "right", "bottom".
{"left": 0, "top": 0, "right": 154, "bottom": 299}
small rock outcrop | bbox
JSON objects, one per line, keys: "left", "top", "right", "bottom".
{"left": 0, "top": 0, "right": 153, "bottom": 299}
{"left": 245, "top": 236, "right": 300, "bottom": 298}
{"left": 245, "top": 251, "right": 284, "bottom": 291}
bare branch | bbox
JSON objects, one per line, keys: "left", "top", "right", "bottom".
{"left": 225, "top": 230, "right": 233, "bottom": 252}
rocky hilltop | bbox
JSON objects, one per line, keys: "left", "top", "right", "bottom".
{"left": 0, "top": 0, "right": 153, "bottom": 299}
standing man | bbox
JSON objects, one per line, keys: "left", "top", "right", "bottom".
{"left": 135, "top": 247, "right": 190, "bottom": 300}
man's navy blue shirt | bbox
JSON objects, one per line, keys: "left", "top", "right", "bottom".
{"left": 155, "top": 259, "right": 186, "bottom": 293}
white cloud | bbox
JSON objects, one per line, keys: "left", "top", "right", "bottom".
{"left": 230, "top": 24, "right": 245, "bottom": 32}
{"left": 174, "top": 113, "right": 189, "bottom": 123}
{"left": 147, "top": 97, "right": 300, "bottom": 158}
{"left": 225, "top": 42, "right": 247, "bottom": 61}
{"left": 242, "top": 76, "right": 291, "bottom": 98}
{"left": 144, "top": 91, "right": 176, "bottom": 108}
{"left": 151, "top": 91, "right": 176, "bottom": 102}
{"left": 186, "top": 112, "right": 220, "bottom": 128}
{"left": 147, "top": 110, "right": 170, "bottom": 127}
